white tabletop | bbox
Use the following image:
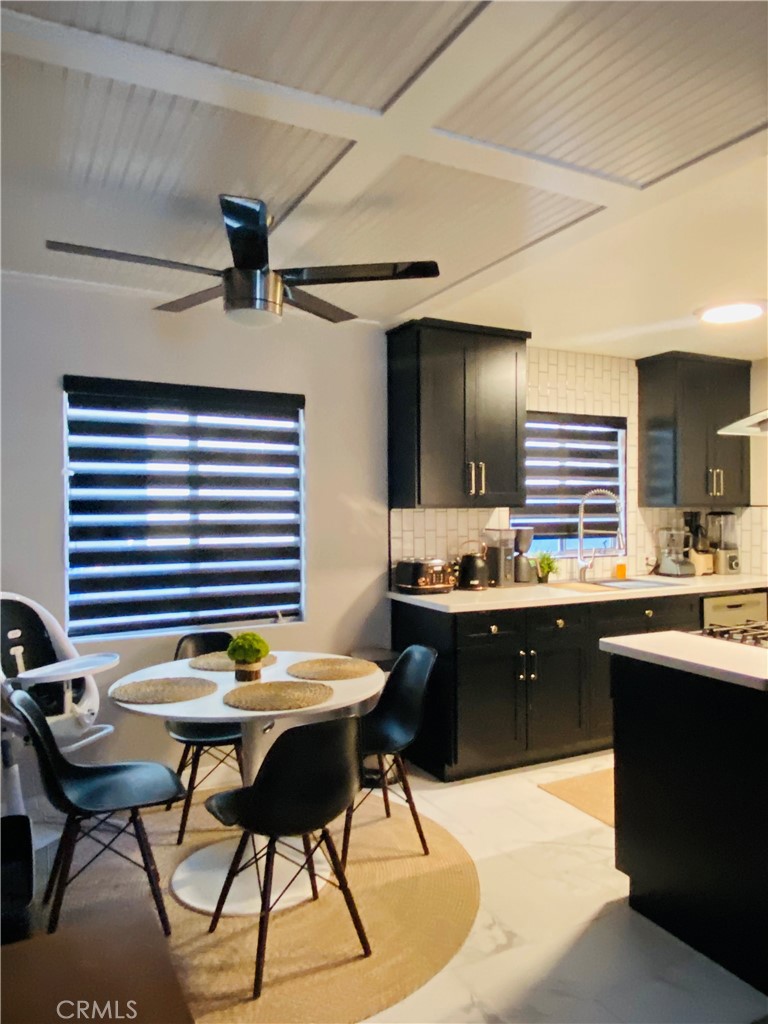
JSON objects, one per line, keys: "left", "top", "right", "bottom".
{"left": 108, "top": 650, "right": 385, "bottom": 724}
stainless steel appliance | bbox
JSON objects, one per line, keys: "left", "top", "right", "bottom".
{"left": 694, "top": 621, "right": 768, "bottom": 647}
{"left": 484, "top": 528, "right": 517, "bottom": 587}
{"left": 683, "top": 511, "right": 714, "bottom": 575}
{"left": 514, "top": 528, "right": 535, "bottom": 583}
{"left": 701, "top": 592, "right": 767, "bottom": 627}
{"left": 393, "top": 558, "right": 456, "bottom": 594}
{"left": 706, "top": 511, "right": 740, "bottom": 574}
{"left": 657, "top": 527, "right": 695, "bottom": 577}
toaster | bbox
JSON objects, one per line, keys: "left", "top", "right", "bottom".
{"left": 394, "top": 558, "right": 456, "bottom": 594}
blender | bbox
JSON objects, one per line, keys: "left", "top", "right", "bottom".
{"left": 706, "top": 512, "right": 740, "bottom": 574}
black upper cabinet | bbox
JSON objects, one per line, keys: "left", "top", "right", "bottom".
{"left": 638, "top": 352, "right": 750, "bottom": 507}
{"left": 387, "top": 318, "right": 529, "bottom": 508}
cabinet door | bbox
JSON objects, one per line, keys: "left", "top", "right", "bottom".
{"left": 466, "top": 336, "right": 526, "bottom": 507}
{"left": 455, "top": 642, "right": 526, "bottom": 776}
{"left": 418, "top": 328, "right": 469, "bottom": 507}
{"left": 526, "top": 607, "right": 588, "bottom": 756}
{"left": 709, "top": 362, "right": 750, "bottom": 507}
{"left": 677, "top": 359, "right": 716, "bottom": 506}
{"left": 589, "top": 600, "right": 651, "bottom": 741}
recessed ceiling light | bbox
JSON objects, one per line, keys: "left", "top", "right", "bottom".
{"left": 695, "top": 301, "right": 767, "bottom": 324}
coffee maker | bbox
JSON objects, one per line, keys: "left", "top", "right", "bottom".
{"left": 706, "top": 511, "right": 740, "bottom": 574}
{"left": 514, "top": 528, "right": 536, "bottom": 583}
{"left": 484, "top": 529, "right": 517, "bottom": 587}
{"left": 683, "top": 511, "right": 714, "bottom": 575}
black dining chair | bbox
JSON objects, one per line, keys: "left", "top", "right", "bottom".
{"left": 7, "top": 688, "right": 184, "bottom": 935}
{"left": 341, "top": 644, "right": 437, "bottom": 868}
{"left": 206, "top": 716, "right": 371, "bottom": 999}
{"left": 165, "top": 631, "right": 244, "bottom": 844}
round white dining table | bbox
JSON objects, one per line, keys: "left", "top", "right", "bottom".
{"left": 109, "top": 651, "right": 385, "bottom": 917}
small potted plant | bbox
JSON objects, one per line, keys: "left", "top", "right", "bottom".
{"left": 227, "top": 632, "right": 271, "bottom": 682}
{"left": 536, "top": 553, "right": 559, "bottom": 584}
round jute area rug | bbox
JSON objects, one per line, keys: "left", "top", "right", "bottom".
{"left": 62, "top": 792, "right": 479, "bottom": 1024}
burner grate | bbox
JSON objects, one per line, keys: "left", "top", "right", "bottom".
{"left": 697, "top": 620, "right": 768, "bottom": 646}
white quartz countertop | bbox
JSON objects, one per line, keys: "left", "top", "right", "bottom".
{"left": 388, "top": 573, "right": 767, "bottom": 613}
{"left": 599, "top": 630, "right": 768, "bottom": 690}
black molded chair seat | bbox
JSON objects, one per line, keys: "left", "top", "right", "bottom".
{"left": 342, "top": 644, "right": 437, "bottom": 868}
{"left": 7, "top": 689, "right": 184, "bottom": 936}
{"left": 205, "top": 717, "right": 371, "bottom": 999}
{"left": 165, "top": 721, "right": 242, "bottom": 746}
{"left": 165, "top": 631, "right": 242, "bottom": 845}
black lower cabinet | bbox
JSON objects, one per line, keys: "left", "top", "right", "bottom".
{"left": 589, "top": 594, "right": 701, "bottom": 744}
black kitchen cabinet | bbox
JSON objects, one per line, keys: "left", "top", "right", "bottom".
{"left": 638, "top": 352, "right": 750, "bottom": 507}
{"left": 387, "top": 318, "right": 529, "bottom": 508}
{"left": 589, "top": 594, "right": 701, "bottom": 743}
{"left": 392, "top": 601, "right": 592, "bottom": 781}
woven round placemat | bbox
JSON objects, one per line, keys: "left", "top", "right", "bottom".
{"left": 188, "top": 651, "right": 277, "bottom": 672}
{"left": 286, "top": 657, "right": 377, "bottom": 681}
{"left": 111, "top": 677, "right": 218, "bottom": 704}
{"left": 223, "top": 681, "right": 332, "bottom": 711}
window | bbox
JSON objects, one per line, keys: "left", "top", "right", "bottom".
{"left": 63, "top": 376, "right": 305, "bottom": 641}
{"left": 509, "top": 411, "right": 627, "bottom": 557}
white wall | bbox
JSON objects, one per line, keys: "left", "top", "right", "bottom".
{"left": 750, "top": 357, "right": 768, "bottom": 506}
{"left": 1, "top": 272, "right": 390, "bottom": 761}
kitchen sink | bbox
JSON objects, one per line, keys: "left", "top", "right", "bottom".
{"left": 548, "top": 578, "right": 680, "bottom": 593}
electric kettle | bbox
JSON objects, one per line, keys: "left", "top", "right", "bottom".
{"left": 456, "top": 545, "right": 489, "bottom": 590}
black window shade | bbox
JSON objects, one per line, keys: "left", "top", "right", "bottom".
{"left": 510, "top": 411, "right": 626, "bottom": 539}
{"left": 63, "top": 376, "right": 305, "bottom": 640}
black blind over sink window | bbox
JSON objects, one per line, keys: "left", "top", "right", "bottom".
{"left": 63, "top": 376, "right": 305, "bottom": 641}
{"left": 510, "top": 411, "right": 626, "bottom": 542}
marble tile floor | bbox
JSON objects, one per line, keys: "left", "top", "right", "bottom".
{"left": 365, "top": 751, "right": 768, "bottom": 1024}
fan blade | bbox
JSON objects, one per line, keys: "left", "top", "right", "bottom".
{"left": 279, "top": 260, "right": 439, "bottom": 287}
{"left": 154, "top": 284, "right": 224, "bottom": 312}
{"left": 46, "top": 240, "right": 222, "bottom": 277}
{"left": 219, "top": 195, "right": 270, "bottom": 271}
{"left": 283, "top": 286, "right": 356, "bottom": 323}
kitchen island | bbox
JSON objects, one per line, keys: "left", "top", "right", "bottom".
{"left": 601, "top": 631, "right": 768, "bottom": 995}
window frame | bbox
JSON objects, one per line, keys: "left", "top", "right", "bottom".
{"left": 63, "top": 375, "right": 306, "bottom": 642}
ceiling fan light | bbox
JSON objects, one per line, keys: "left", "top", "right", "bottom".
{"left": 223, "top": 267, "right": 284, "bottom": 327}
{"left": 696, "top": 301, "right": 767, "bottom": 324}
{"left": 225, "top": 306, "right": 282, "bottom": 328}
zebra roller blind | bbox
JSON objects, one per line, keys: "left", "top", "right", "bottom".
{"left": 510, "top": 411, "right": 626, "bottom": 539}
{"left": 63, "top": 376, "right": 305, "bottom": 640}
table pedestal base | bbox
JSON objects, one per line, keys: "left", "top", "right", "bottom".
{"left": 170, "top": 836, "right": 326, "bottom": 916}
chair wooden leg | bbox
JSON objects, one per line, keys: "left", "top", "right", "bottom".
{"left": 378, "top": 754, "right": 391, "bottom": 817}
{"left": 321, "top": 828, "right": 371, "bottom": 958}
{"left": 253, "top": 838, "right": 277, "bottom": 999}
{"left": 176, "top": 746, "right": 202, "bottom": 844}
{"left": 394, "top": 753, "right": 429, "bottom": 856}
{"left": 209, "top": 830, "right": 250, "bottom": 933}
{"left": 46, "top": 815, "right": 79, "bottom": 933}
{"left": 341, "top": 803, "right": 354, "bottom": 870}
{"left": 166, "top": 743, "right": 192, "bottom": 810}
{"left": 42, "top": 818, "right": 71, "bottom": 905}
{"left": 132, "top": 809, "right": 172, "bottom": 937}
{"left": 234, "top": 739, "right": 246, "bottom": 783}
{"left": 302, "top": 834, "right": 318, "bottom": 900}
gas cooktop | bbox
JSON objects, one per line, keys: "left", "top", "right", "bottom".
{"left": 696, "top": 621, "right": 768, "bottom": 648}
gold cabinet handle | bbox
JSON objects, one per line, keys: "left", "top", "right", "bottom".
{"left": 467, "top": 461, "right": 476, "bottom": 496}
{"left": 489, "top": 624, "right": 498, "bottom": 634}
{"left": 556, "top": 618, "right": 565, "bottom": 629}
{"left": 717, "top": 468, "right": 725, "bottom": 496}
{"left": 478, "top": 461, "right": 486, "bottom": 495}
{"left": 518, "top": 650, "right": 526, "bottom": 681}
{"left": 707, "top": 467, "right": 715, "bottom": 496}
{"left": 529, "top": 649, "right": 537, "bottom": 680}
{"left": 645, "top": 609, "right": 654, "bottom": 618}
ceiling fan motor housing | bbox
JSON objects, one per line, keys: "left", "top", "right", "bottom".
{"left": 223, "top": 267, "right": 284, "bottom": 317}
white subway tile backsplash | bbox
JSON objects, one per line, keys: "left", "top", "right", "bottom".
{"left": 389, "top": 347, "right": 766, "bottom": 578}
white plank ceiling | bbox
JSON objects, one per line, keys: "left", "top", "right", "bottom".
{"left": 2, "top": 1, "right": 767, "bottom": 356}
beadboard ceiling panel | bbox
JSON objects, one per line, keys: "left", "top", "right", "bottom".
{"left": 438, "top": 1, "right": 768, "bottom": 187}
{"left": 288, "top": 157, "right": 600, "bottom": 322}
{"left": 1, "top": 54, "right": 349, "bottom": 289}
{"left": 3, "top": 0, "right": 483, "bottom": 110}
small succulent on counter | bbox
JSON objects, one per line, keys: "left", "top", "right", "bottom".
{"left": 536, "top": 553, "right": 559, "bottom": 582}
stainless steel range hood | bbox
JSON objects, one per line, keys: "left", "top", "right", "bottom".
{"left": 718, "top": 409, "right": 768, "bottom": 436}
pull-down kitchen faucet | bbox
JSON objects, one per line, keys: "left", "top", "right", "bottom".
{"left": 578, "top": 488, "right": 625, "bottom": 582}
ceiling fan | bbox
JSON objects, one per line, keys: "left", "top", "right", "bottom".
{"left": 46, "top": 194, "right": 439, "bottom": 326}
